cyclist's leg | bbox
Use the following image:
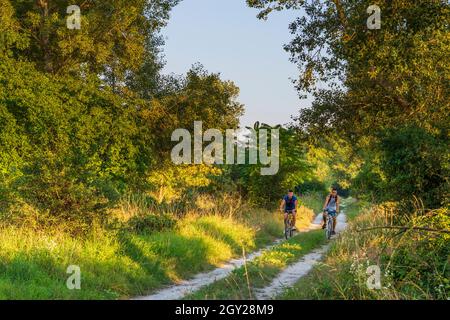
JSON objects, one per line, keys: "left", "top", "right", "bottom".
{"left": 283, "top": 212, "right": 289, "bottom": 226}
{"left": 292, "top": 211, "right": 297, "bottom": 229}
{"left": 322, "top": 210, "right": 328, "bottom": 228}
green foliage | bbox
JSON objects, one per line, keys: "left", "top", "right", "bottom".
{"left": 0, "top": 49, "right": 244, "bottom": 223}
{"left": 305, "top": 136, "right": 363, "bottom": 192}
{"left": 0, "top": 0, "right": 29, "bottom": 56}
{"left": 229, "top": 126, "right": 312, "bottom": 207}
{"left": 378, "top": 126, "right": 449, "bottom": 207}
{"left": 296, "top": 179, "right": 327, "bottom": 195}
{"left": 280, "top": 203, "right": 450, "bottom": 300}
{"left": 0, "top": 57, "right": 150, "bottom": 222}
{"left": 1, "top": 0, "right": 447, "bottom": 300}
{"left": 5, "top": 0, "right": 179, "bottom": 80}
{"left": 144, "top": 64, "right": 244, "bottom": 163}
{"left": 249, "top": 0, "right": 449, "bottom": 207}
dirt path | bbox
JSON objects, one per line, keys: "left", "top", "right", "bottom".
{"left": 254, "top": 212, "right": 348, "bottom": 300}
{"left": 134, "top": 240, "right": 281, "bottom": 300}
{"left": 133, "top": 214, "right": 322, "bottom": 300}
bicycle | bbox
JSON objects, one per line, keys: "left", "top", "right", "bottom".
{"left": 324, "top": 210, "right": 334, "bottom": 240}
{"left": 284, "top": 210, "right": 295, "bottom": 239}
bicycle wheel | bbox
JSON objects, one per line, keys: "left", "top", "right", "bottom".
{"left": 326, "top": 218, "right": 333, "bottom": 240}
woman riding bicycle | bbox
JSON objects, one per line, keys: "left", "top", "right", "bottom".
{"left": 321, "top": 187, "right": 340, "bottom": 235}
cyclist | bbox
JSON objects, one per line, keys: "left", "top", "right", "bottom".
{"left": 321, "top": 187, "right": 340, "bottom": 235}
{"left": 280, "top": 189, "right": 298, "bottom": 231}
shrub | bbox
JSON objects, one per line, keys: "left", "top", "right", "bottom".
{"left": 127, "top": 213, "right": 177, "bottom": 234}
{"left": 0, "top": 58, "right": 151, "bottom": 223}
{"left": 378, "top": 125, "right": 449, "bottom": 208}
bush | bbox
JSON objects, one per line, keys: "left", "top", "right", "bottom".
{"left": 127, "top": 213, "right": 177, "bottom": 234}
{"left": 378, "top": 125, "right": 449, "bottom": 208}
{"left": 0, "top": 57, "right": 151, "bottom": 223}
{"left": 385, "top": 208, "right": 450, "bottom": 298}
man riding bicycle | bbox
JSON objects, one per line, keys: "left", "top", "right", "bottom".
{"left": 322, "top": 187, "right": 340, "bottom": 235}
{"left": 280, "top": 189, "right": 298, "bottom": 231}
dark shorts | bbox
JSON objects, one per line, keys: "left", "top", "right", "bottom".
{"left": 285, "top": 209, "right": 296, "bottom": 214}
{"left": 325, "top": 209, "right": 337, "bottom": 217}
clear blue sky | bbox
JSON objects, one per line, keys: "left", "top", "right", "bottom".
{"left": 161, "top": 0, "right": 311, "bottom": 128}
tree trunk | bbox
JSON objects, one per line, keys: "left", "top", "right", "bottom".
{"left": 37, "top": 0, "right": 53, "bottom": 73}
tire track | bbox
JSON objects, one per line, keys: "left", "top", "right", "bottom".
{"left": 133, "top": 214, "right": 323, "bottom": 300}
{"left": 254, "top": 212, "right": 348, "bottom": 300}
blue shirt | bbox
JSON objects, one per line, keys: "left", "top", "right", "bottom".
{"left": 283, "top": 195, "right": 297, "bottom": 211}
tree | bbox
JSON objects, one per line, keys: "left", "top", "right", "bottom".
{"left": 248, "top": 0, "right": 449, "bottom": 207}
{"left": 141, "top": 64, "right": 245, "bottom": 162}
{"left": 141, "top": 65, "right": 245, "bottom": 200}
{"left": 5, "top": 0, "right": 179, "bottom": 83}
{"left": 0, "top": 56, "right": 151, "bottom": 221}
{"left": 230, "top": 125, "right": 312, "bottom": 207}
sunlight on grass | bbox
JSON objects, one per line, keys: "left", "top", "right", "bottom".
{"left": 0, "top": 210, "right": 281, "bottom": 299}
{"left": 185, "top": 229, "right": 326, "bottom": 300}
{"left": 279, "top": 203, "right": 450, "bottom": 300}
{"left": 0, "top": 191, "right": 322, "bottom": 300}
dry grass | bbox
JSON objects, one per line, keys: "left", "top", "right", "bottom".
{"left": 0, "top": 192, "right": 284, "bottom": 299}
{"left": 281, "top": 202, "right": 450, "bottom": 300}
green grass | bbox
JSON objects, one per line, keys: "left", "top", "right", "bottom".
{"left": 0, "top": 210, "right": 284, "bottom": 299}
{"left": 184, "top": 229, "right": 327, "bottom": 300}
{"left": 300, "top": 193, "right": 324, "bottom": 214}
{"left": 0, "top": 190, "right": 325, "bottom": 300}
{"left": 341, "top": 197, "right": 366, "bottom": 221}
{"left": 278, "top": 203, "right": 450, "bottom": 300}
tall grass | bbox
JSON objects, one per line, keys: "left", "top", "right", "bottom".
{"left": 300, "top": 193, "right": 324, "bottom": 214}
{"left": 281, "top": 202, "right": 450, "bottom": 300}
{"left": 185, "top": 229, "right": 327, "bottom": 300}
{"left": 0, "top": 189, "right": 327, "bottom": 300}
{"left": 0, "top": 192, "right": 284, "bottom": 299}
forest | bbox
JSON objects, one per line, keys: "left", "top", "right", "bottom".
{"left": 0, "top": 0, "right": 448, "bottom": 300}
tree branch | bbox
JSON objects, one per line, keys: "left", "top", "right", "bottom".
{"left": 374, "top": 77, "right": 411, "bottom": 110}
{"left": 331, "top": 0, "right": 348, "bottom": 29}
